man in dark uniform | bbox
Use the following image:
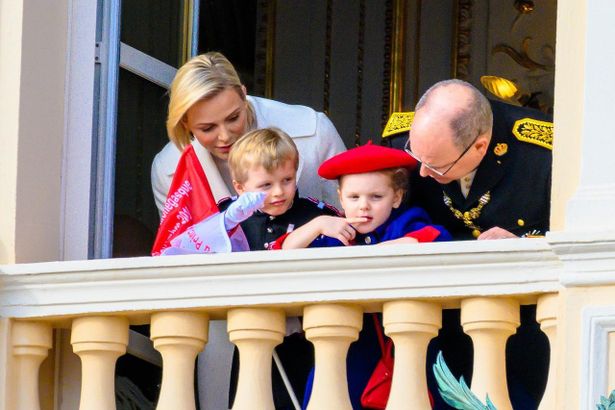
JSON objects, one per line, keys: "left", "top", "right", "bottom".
{"left": 381, "top": 79, "right": 553, "bottom": 409}
{"left": 382, "top": 79, "right": 553, "bottom": 240}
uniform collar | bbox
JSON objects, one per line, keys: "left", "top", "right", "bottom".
{"left": 442, "top": 130, "right": 511, "bottom": 209}
{"left": 465, "top": 128, "right": 510, "bottom": 205}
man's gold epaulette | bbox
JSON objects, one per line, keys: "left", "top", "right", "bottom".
{"left": 512, "top": 118, "right": 553, "bottom": 150}
{"left": 382, "top": 112, "right": 414, "bottom": 138}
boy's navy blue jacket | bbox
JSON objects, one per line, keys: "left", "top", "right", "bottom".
{"left": 218, "top": 192, "right": 339, "bottom": 251}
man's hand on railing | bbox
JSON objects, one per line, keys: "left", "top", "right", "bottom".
{"left": 477, "top": 226, "right": 517, "bottom": 240}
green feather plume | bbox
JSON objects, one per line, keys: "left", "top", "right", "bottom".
{"left": 432, "top": 351, "right": 497, "bottom": 410}
{"left": 596, "top": 389, "right": 615, "bottom": 410}
{"left": 434, "top": 352, "right": 615, "bottom": 410}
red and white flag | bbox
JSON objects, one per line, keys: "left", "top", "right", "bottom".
{"left": 151, "top": 144, "right": 248, "bottom": 256}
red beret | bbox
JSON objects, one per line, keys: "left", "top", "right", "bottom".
{"left": 318, "top": 141, "right": 418, "bottom": 180}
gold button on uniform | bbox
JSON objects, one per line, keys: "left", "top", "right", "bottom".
{"left": 472, "top": 229, "right": 481, "bottom": 238}
{"left": 517, "top": 219, "right": 525, "bottom": 227}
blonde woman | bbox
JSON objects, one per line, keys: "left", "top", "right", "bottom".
{"left": 151, "top": 51, "right": 345, "bottom": 213}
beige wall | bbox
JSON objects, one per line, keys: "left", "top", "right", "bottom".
{"left": 558, "top": 285, "right": 615, "bottom": 408}
{"left": 0, "top": 1, "right": 23, "bottom": 264}
{"left": 0, "top": 0, "right": 69, "bottom": 263}
{"left": 0, "top": 318, "right": 11, "bottom": 410}
{"left": 550, "top": 0, "right": 586, "bottom": 231}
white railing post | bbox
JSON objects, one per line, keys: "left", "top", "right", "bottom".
{"left": 303, "top": 304, "right": 363, "bottom": 410}
{"left": 151, "top": 311, "right": 209, "bottom": 410}
{"left": 461, "top": 297, "right": 520, "bottom": 410}
{"left": 227, "top": 308, "right": 285, "bottom": 410}
{"left": 11, "top": 320, "right": 52, "bottom": 410}
{"left": 71, "top": 316, "right": 129, "bottom": 410}
{"left": 537, "top": 293, "right": 558, "bottom": 410}
{"left": 383, "top": 300, "right": 441, "bottom": 410}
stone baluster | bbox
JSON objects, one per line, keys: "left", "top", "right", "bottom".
{"left": 303, "top": 304, "right": 363, "bottom": 410}
{"left": 151, "top": 311, "right": 209, "bottom": 410}
{"left": 383, "top": 300, "right": 442, "bottom": 410}
{"left": 461, "top": 297, "right": 520, "bottom": 410}
{"left": 536, "top": 293, "right": 558, "bottom": 410}
{"left": 227, "top": 308, "right": 285, "bottom": 410}
{"left": 71, "top": 316, "right": 129, "bottom": 410}
{"left": 11, "top": 321, "right": 53, "bottom": 410}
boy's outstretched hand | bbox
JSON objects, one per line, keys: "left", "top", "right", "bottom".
{"left": 224, "top": 191, "right": 267, "bottom": 230}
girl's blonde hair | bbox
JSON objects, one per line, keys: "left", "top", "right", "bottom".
{"left": 378, "top": 167, "right": 410, "bottom": 192}
{"left": 166, "top": 51, "right": 255, "bottom": 150}
{"left": 339, "top": 167, "right": 409, "bottom": 194}
{"left": 228, "top": 128, "right": 299, "bottom": 183}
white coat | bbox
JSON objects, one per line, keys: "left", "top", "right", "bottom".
{"left": 151, "top": 96, "right": 346, "bottom": 214}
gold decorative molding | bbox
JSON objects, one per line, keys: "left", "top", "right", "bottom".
{"left": 452, "top": 0, "right": 473, "bottom": 80}
{"left": 381, "top": 0, "right": 393, "bottom": 128}
{"left": 492, "top": 37, "right": 554, "bottom": 72}
{"left": 180, "top": 0, "right": 195, "bottom": 65}
{"left": 354, "top": 0, "right": 366, "bottom": 146}
{"left": 323, "top": 0, "right": 333, "bottom": 115}
{"left": 412, "top": 0, "right": 422, "bottom": 108}
{"left": 254, "top": 0, "right": 276, "bottom": 98}
{"left": 389, "top": 0, "right": 406, "bottom": 114}
{"left": 265, "top": 0, "right": 276, "bottom": 98}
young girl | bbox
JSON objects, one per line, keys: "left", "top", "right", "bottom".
{"left": 275, "top": 142, "right": 450, "bottom": 409}
{"left": 277, "top": 142, "right": 451, "bottom": 250}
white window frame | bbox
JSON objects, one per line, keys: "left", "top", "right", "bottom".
{"left": 62, "top": 0, "right": 198, "bottom": 260}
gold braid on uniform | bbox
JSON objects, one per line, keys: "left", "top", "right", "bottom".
{"left": 442, "top": 191, "right": 491, "bottom": 238}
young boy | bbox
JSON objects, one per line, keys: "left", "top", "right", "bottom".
{"left": 277, "top": 142, "right": 451, "bottom": 249}
{"left": 218, "top": 127, "right": 339, "bottom": 408}
{"left": 217, "top": 127, "right": 339, "bottom": 251}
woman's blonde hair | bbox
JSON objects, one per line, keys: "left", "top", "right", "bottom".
{"left": 228, "top": 128, "right": 299, "bottom": 183}
{"left": 166, "top": 51, "right": 255, "bottom": 150}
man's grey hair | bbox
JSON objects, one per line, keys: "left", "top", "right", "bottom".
{"left": 415, "top": 79, "right": 493, "bottom": 147}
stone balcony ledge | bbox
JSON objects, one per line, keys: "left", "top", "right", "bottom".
{"left": 0, "top": 236, "right": 581, "bottom": 320}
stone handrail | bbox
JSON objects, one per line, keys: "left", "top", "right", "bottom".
{"left": 0, "top": 239, "right": 562, "bottom": 319}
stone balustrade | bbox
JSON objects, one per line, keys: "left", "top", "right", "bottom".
{"left": 4, "top": 233, "right": 615, "bottom": 409}
{"left": 5, "top": 295, "right": 558, "bottom": 410}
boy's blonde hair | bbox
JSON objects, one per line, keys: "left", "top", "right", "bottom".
{"left": 166, "top": 51, "right": 255, "bottom": 150}
{"left": 229, "top": 128, "right": 299, "bottom": 183}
